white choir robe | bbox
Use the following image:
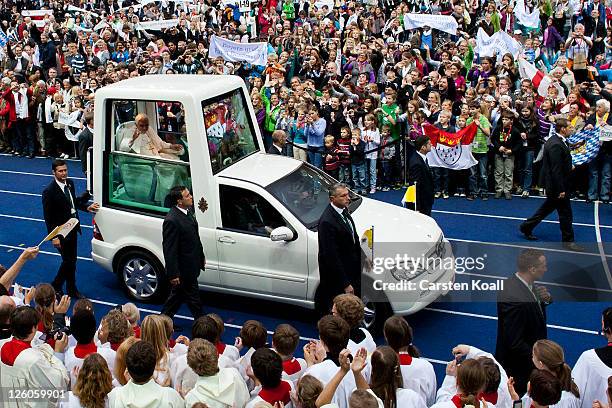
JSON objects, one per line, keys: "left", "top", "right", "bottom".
{"left": 0, "top": 338, "right": 70, "bottom": 408}
{"left": 435, "top": 347, "right": 510, "bottom": 408}
{"left": 236, "top": 347, "right": 257, "bottom": 390}
{"left": 281, "top": 356, "right": 308, "bottom": 388}
{"left": 184, "top": 367, "right": 250, "bottom": 408}
{"left": 108, "top": 378, "right": 184, "bottom": 408}
{"left": 64, "top": 344, "right": 116, "bottom": 390}
{"left": 397, "top": 388, "right": 428, "bottom": 408}
{"left": 245, "top": 379, "right": 295, "bottom": 408}
{"left": 347, "top": 328, "right": 377, "bottom": 355}
{"left": 397, "top": 352, "right": 438, "bottom": 406}
{"left": 430, "top": 397, "right": 497, "bottom": 408}
{"left": 216, "top": 342, "right": 240, "bottom": 362}
{"left": 170, "top": 350, "right": 235, "bottom": 396}
{"left": 572, "top": 348, "right": 612, "bottom": 408}
{"left": 304, "top": 360, "right": 357, "bottom": 408}
{"left": 521, "top": 391, "right": 580, "bottom": 408}
{"left": 320, "top": 389, "right": 384, "bottom": 408}
{"left": 436, "top": 375, "right": 498, "bottom": 408}
{"left": 59, "top": 392, "right": 109, "bottom": 408}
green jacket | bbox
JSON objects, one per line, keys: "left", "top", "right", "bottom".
{"left": 261, "top": 88, "right": 283, "bottom": 133}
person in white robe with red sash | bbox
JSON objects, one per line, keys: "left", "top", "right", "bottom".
{"left": 63, "top": 309, "right": 116, "bottom": 390}
{"left": 108, "top": 341, "right": 183, "bottom": 408}
{"left": 0, "top": 306, "right": 69, "bottom": 408}
{"left": 431, "top": 359, "right": 496, "bottom": 408}
{"left": 572, "top": 308, "right": 612, "bottom": 408}
{"left": 384, "top": 315, "right": 437, "bottom": 406}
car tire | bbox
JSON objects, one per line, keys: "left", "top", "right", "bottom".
{"left": 116, "top": 250, "right": 168, "bottom": 303}
{"left": 361, "top": 278, "right": 392, "bottom": 334}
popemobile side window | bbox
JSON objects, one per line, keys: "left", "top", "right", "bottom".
{"left": 219, "top": 185, "right": 288, "bottom": 236}
{"left": 202, "top": 88, "right": 259, "bottom": 174}
{"left": 105, "top": 99, "right": 192, "bottom": 214}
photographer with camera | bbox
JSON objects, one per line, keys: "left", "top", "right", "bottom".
{"left": 565, "top": 24, "right": 593, "bottom": 83}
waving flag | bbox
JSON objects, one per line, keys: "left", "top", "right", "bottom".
{"left": 423, "top": 122, "right": 478, "bottom": 170}
{"left": 567, "top": 127, "right": 601, "bottom": 166}
{"left": 0, "top": 29, "right": 7, "bottom": 47}
{"left": 519, "top": 58, "right": 565, "bottom": 99}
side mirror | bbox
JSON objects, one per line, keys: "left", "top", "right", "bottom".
{"left": 270, "top": 226, "right": 294, "bottom": 242}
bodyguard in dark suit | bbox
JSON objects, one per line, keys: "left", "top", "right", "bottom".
{"left": 315, "top": 183, "right": 362, "bottom": 316}
{"left": 161, "top": 186, "right": 205, "bottom": 322}
{"left": 267, "top": 129, "right": 286, "bottom": 155}
{"left": 42, "top": 159, "right": 99, "bottom": 298}
{"left": 408, "top": 136, "right": 434, "bottom": 216}
{"left": 520, "top": 118, "right": 581, "bottom": 251}
{"left": 496, "top": 249, "right": 551, "bottom": 396}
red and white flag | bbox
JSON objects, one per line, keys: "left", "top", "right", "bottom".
{"left": 518, "top": 58, "right": 565, "bottom": 99}
{"left": 423, "top": 122, "right": 478, "bottom": 170}
{"left": 21, "top": 10, "right": 53, "bottom": 29}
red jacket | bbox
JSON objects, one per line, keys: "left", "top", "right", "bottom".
{"left": 2, "top": 87, "right": 33, "bottom": 128}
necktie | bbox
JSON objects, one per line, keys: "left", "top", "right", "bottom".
{"left": 187, "top": 209, "right": 197, "bottom": 225}
{"left": 64, "top": 184, "right": 76, "bottom": 214}
{"left": 342, "top": 209, "right": 355, "bottom": 241}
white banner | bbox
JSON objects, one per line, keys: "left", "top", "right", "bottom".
{"left": 67, "top": 5, "right": 100, "bottom": 17}
{"left": 21, "top": 10, "right": 53, "bottom": 17}
{"left": 58, "top": 111, "right": 82, "bottom": 128}
{"left": 209, "top": 35, "right": 268, "bottom": 66}
{"left": 135, "top": 19, "right": 180, "bottom": 30}
{"left": 515, "top": 0, "right": 540, "bottom": 29}
{"left": 314, "top": 0, "right": 335, "bottom": 9}
{"left": 93, "top": 21, "right": 110, "bottom": 31}
{"left": 403, "top": 13, "right": 458, "bottom": 35}
{"left": 475, "top": 28, "right": 522, "bottom": 58}
{"left": 601, "top": 125, "right": 612, "bottom": 142}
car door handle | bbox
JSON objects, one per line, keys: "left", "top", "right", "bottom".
{"left": 218, "top": 236, "right": 236, "bottom": 244}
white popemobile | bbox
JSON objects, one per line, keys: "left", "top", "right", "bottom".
{"left": 88, "top": 75, "right": 454, "bottom": 329}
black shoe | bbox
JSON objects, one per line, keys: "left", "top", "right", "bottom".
{"left": 68, "top": 291, "right": 86, "bottom": 299}
{"left": 28, "top": 153, "right": 35, "bottom": 159}
{"left": 603, "top": 200, "right": 610, "bottom": 204}
{"left": 466, "top": 195, "right": 475, "bottom": 201}
{"left": 520, "top": 224, "right": 538, "bottom": 241}
{"left": 481, "top": 194, "right": 489, "bottom": 201}
{"left": 563, "top": 242, "right": 586, "bottom": 252}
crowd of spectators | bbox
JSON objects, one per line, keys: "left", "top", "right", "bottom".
{"left": 0, "top": 0, "right": 611, "bottom": 202}
{"left": 0, "top": 248, "right": 611, "bottom": 408}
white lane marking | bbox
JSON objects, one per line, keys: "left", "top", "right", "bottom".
{"left": 0, "top": 190, "right": 42, "bottom": 197}
{"left": 434, "top": 209, "right": 611, "bottom": 229}
{"left": 0, "top": 169, "right": 86, "bottom": 180}
{"left": 0, "top": 153, "right": 80, "bottom": 162}
{"left": 448, "top": 237, "right": 612, "bottom": 259}
{"left": 424, "top": 307, "right": 599, "bottom": 335}
{"left": 594, "top": 201, "right": 612, "bottom": 289}
{"left": 455, "top": 270, "right": 612, "bottom": 293}
{"left": 0, "top": 213, "right": 92, "bottom": 228}
{"left": 0, "top": 243, "right": 93, "bottom": 261}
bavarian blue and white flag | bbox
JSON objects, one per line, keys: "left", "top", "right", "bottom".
{"left": 0, "top": 29, "right": 8, "bottom": 47}
{"left": 567, "top": 127, "right": 600, "bottom": 166}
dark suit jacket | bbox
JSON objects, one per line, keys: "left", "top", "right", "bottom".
{"left": 540, "top": 134, "right": 572, "bottom": 198}
{"left": 162, "top": 207, "right": 205, "bottom": 282}
{"left": 495, "top": 274, "right": 548, "bottom": 386}
{"left": 408, "top": 153, "right": 434, "bottom": 216}
{"left": 78, "top": 127, "right": 93, "bottom": 173}
{"left": 267, "top": 144, "right": 282, "bottom": 155}
{"left": 317, "top": 205, "right": 361, "bottom": 302}
{"left": 42, "top": 179, "right": 90, "bottom": 236}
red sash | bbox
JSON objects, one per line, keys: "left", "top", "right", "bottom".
{"left": 1, "top": 339, "right": 32, "bottom": 366}
{"left": 478, "top": 391, "right": 498, "bottom": 405}
{"left": 37, "top": 321, "right": 55, "bottom": 349}
{"left": 399, "top": 352, "right": 413, "bottom": 365}
{"left": 259, "top": 381, "right": 292, "bottom": 405}
{"left": 282, "top": 358, "right": 302, "bottom": 375}
{"left": 74, "top": 342, "right": 98, "bottom": 359}
{"left": 451, "top": 395, "right": 463, "bottom": 408}
{"left": 216, "top": 342, "right": 226, "bottom": 355}
{"left": 110, "top": 342, "right": 122, "bottom": 351}
{"left": 133, "top": 325, "right": 141, "bottom": 339}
